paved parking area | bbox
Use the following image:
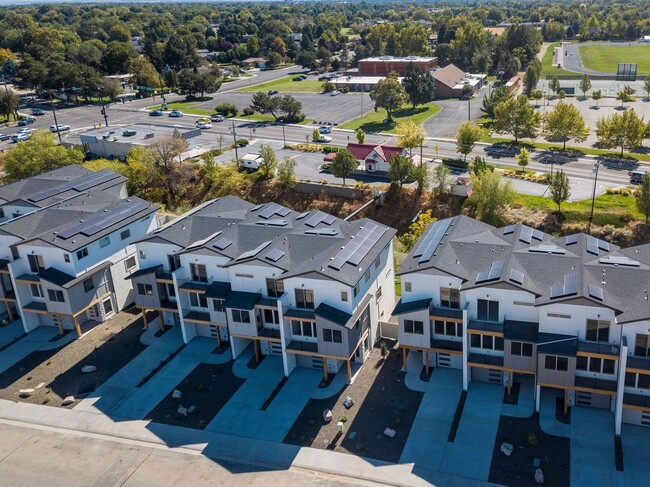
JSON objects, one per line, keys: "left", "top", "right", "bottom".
{"left": 0, "top": 321, "right": 24, "bottom": 349}
{"left": 423, "top": 93, "right": 487, "bottom": 138}
{"left": 621, "top": 424, "right": 650, "bottom": 486}
{"left": 570, "top": 406, "right": 617, "bottom": 487}
{"left": 0, "top": 326, "right": 59, "bottom": 375}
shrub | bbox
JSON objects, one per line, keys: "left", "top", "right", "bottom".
{"left": 236, "top": 138, "right": 249, "bottom": 146}
{"left": 215, "top": 102, "right": 237, "bottom": 116}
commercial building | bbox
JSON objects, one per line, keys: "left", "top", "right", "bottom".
{"left": 394, "top": 216, "right": 650, "bottom": 433}
{"left": 0, "top": 167, "right": 159, "bottom": 336}
{"left": 130, "top": 196, "right": 396, "bottom": 382}
{"left": 357, "top": 56, "right": 438, "bottom": 77}
{"left": 431, "top": 64, "right": 487, "bottom": 98}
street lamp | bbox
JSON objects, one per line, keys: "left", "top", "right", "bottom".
{"left": 231, "top": 121, "right": 239, "bottom": 163}
{"left": 48, "top": 91, "right": 62, "bottom": 143}
{"left": 587, "top": 162, "right": 600, "bottom": 235}
{"left": 281, "top": 120, "right": 286, "bottom": 148}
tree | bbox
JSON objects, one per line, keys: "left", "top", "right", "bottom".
{"left": 635, "top": 173, "right": 650, "bottom": 224}
{"left": 412, "top": 163, "right": 430, "bottom": 194}
{"left": 530, "top": 89, "right": 543, "bottom": 106}
{"left": 455, "top": 121, "right": 481, "bottom": 162}
{"left": 267, "top": 52, "right": 283, "bottom": 68}
{"left": 312, "top": 128, "right": 321, "bottom": 142}
{"left": 276, "top": 157, "right": 297, "bottom": 188}
{"left": 0, "top": 130, "right": 84, "bottom": 182}
{"left": 0, "top": 88, "right": 19, "bottom": 121}
{"left": 523, "top": 63, "right": 539, "bottom": 94}
{"left": 469, "top": 170, "right": 514, "bottom": 226}
{"left": 246, "top": 35, "right": 261, "bottom": 57}
{"left": 542, "top": 101, "right": 590, "bottom": 150}
{"left": 396, "top": 120, "right": 425, "bottom": 155}
{"left": 258, "top": 144, "right": 277, "bottom": 178}
{"left": 516, "top": 147, "right": 530, "bottom": 172}
{"left": 644, "top": 77, "right": 650, "bottom": 100}
{"left": 102, "top": 41, "right": 134, "bottom": 74}
{"left": 396, "top": 23, "right": 430, "bottom": 56}
{"left": 592, "top": 90, "right": 603, "bottom": 108}
{"left": 294, "top": 51, "right": 317, "bottom": 70}
{"left": 579, "top": 74, "right": 591, "bottom": 99}
{"left": 330, "top": 150, "right": 358, "bottom": 186}
{"left": 130, "top": 57, "right": 160, "bottom": 89}
{"left": 616, "top": 85, "right": 636, "bottom": 107}
{"left": 278, "top": 95, "right": 303, "bottom": 122}
{"left": 402, "top": 61, "right": 435, "bottom": 108}
{"left": 431, "top": 163, "right": 452, "bottom": 196}
{"left": 596, "top": 108, "right": 647, "bottom": 156}
{"left": 550, "top": 170, "right": 571, "bottom": 212}
{"left": 369, "top": 74, "right": 409, "bottom": 122}
{"left": 251, "top": 91, "right": 281, "bottom": 119}
{"left": 493, "top": 95, "right": 541, "bottom": 142}
{"left": 480, "top": 85, "right": 512, "bottom": 119}
{"left": 549, "top": 76, "right": 561, "bottom": 96}
{"left": 355, "top": 128, "right": 365, "bottom": 144}
{"left": 387, "top": 154, "right": 415, "bottom": 189}
{"left": 469, "top": 156, "right": 489, "bottom": 176}
{"left": 150, "top": 132, "right": 189, "bottom": 208}
{"left": 398, "top": 209, "right": 436, "bottom": 251}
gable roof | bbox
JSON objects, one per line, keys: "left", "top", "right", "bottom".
{"left": 432, "top": 63, "right": 466, "bottom": 88}
{"left": 345, "top": 143, "right": 406, "bottom": 163}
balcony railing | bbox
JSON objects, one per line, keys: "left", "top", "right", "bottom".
{"left": 468, "top": 320, "right": 504, "bottom": 335}
{"left": 577, "top": 341, "right": 620, "bottom": 359}
{"left": 574, "top": 375, "right": 618, "bottom": 393}
{"left": 468, "top": 353, "right": 504, "bottom": 367}
{"left": 430, "top": 337, "right": 463, "bottom": 353}
{"left": 429, "top": 305, "right": 463, "bottom": 321}
{"left": 623, "top": 392, "right": 650, "bottom": 409}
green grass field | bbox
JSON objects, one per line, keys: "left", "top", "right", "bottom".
{"left": 541, "top": 42, "right": 575, "bottom": 77}
{"left": 339, "top": 103, "right": 441, "bottom": 134}
{"left": 578, "top": 43, "right": 650, "bottom": 74}
{"left": 235, "top": 75, "right": 324, "bottom": 93}
{"left": 147, "top": 101, "right": 216, "bottom": 117}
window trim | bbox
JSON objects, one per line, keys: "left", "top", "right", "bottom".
{"left": 76, "top": 247, "right": 89, "bottom": 260}
{"left": 83, "top": 278, "right": 95, "bottom": 294}
{"left": 404, "top": 319, "right": 424, "bottom": 335}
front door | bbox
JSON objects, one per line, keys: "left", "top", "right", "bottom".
{"left": 102, "top": 297, "right": 114, "bottom": 317}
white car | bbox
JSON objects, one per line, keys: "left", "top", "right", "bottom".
{"left": 50, "top": 124, "right": 70, "bottom": 132}
{"left": 168, "top": 110, "right": 183, "bottom": 118}
{"left": 318, "top": 126, "right": 332, "bottom": 134}
{"left": 12, "top": 132, "right": 30, "bottom": 142}
{"left": 196, "top": 121, "right": 212, "bottom": 129}
{"left": 330, "top": 90, "right": 341, "bottom": 96}
{"left": 318, "top": 135, "right": 332, "bottom": 143}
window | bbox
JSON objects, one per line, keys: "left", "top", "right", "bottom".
{"left": 577, "top": 356, "right": 615, "bottom": 374}
{"left": 544, "top": 355, "right": 568, "bottom": 372}
{"left": 0, "top": 208, "right": 4, "bottom": 218}
{"left": 353, "top": 284, "right": 359, "bottom": 297}
{"left": 341, "top": 291, "right": 348, "bottom": 302}
{"left": 189, "top": 292, "right": 208, "bottom": 308}
{"left": 235, "top": 273, "right": 254, "bottom": 279}
{"left": 125, "top": 256, "right": 137, "bottom": 272}
{"left": 376, "top": 286, "right": 382, "bottom": 302}
{"left": 76, "top": 247, "right": 89, "bottom": 260}
{"left": 440, "top": 287, "right": 460, "bottom": 309}
{"left": 263, "top": 308, "right": 279, "bottom": 324}
{"left": 47, "top": 289, "right": 65, "bottom": 302}
{"left": 11, "top": 247, "right": 19, "bottom": 261}
{"left": 28, "top": 254, "right": 44, "bottom": 273}
{"left": 638, "top": 374, "right": 650, "bottom": 390}
{"left": 510, "top": 341, "right": 533, "bottom": 357}
{"left": 120, "top": 229, "right": 131, "bottom": 240}
{"left": 30, "top": 284, "right": 44, "bottom": 298}
{"left": 231, "top": 309, "right": 250, "bottom": 323}
{"left": 577, "top": 356, "right": 588, "bottom": 371}
{"left": 547, "top": 313, "right": 571, "bottom": 319}
{"left": 470, "top": 333, "right": 503, "bottom": 350}
{"left": 166, "top": 283, "right": 175, "bottom": 298}
{"left": 586, "top": 319, "right": 609, "bottom": 342}
{"left": 291, "top": 320, "right": 316, "bottom": 338}
{"left": 83, "top": 278, "right": 95, "bottom": 293}
{"left": 139, "top": 250, "right": 146, "bottom": 259}
{"left": 513, "top": 301, "right": 534, "bottom": 307}
{"left": 635, "top": 334, "right": 650, "bottom": 357}
{"left": 404, "top": 319, "right": 424, "bottom": 335}
{"left": 374, "top": 256, "right": 380, "bottom": 269}
{"left": 212, "top": 299, "right": 224, "bottom": 312}
{"left": 404, "top": 282, "right": 412, "bottom": 293}
{"left": 190, "top": 263, "right": 207, "bottom": 282}
{"left": 64, "top": 254, "right": 70, "bottom": 263}
{"left": 323, "top": 328, "right": 343, "bottom": 343}
{"left": 364, "top": 269, "right": 371, "bottom": 282}
{"left": 295, "top": 288, "right": 314, "bottom": 309}
{"left": 99, "top": 236, "right": 110, "bottom": 248}
{"left": 266, "top": 278, "right": 284, "bottom": 298}
{"left": 137, "top": 283, "right": 153, "bottom": 296}
{"left": 625, "top": 372, "right": 637, "bottom": 387}
{"left": 477, "top": 299, "right": 499, "bottom": 322}
{"left": 433, "top": 320, "right": 462, "bottom": 337}
{"left": 168, "top": 254, "right": 180, "bottom": 272}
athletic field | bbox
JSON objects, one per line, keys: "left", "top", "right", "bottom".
{"left": 578, "top": 43, "right": 650, "bottom": 74}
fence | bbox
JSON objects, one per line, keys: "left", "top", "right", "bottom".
{"left": 294, "top": 181, "right": 367, "bottom": 199}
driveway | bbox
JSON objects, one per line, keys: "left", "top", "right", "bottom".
{"left": 570, "top": 406, "right": 617, "bottom": 487}
{"left": 423, "top": 88, "right": 487, "bottom": 138}
{"left": 0, "top": 321, "right": 25, "bottom": 350}
{"left": 0, "top": 326, "right": 59, "bottom": 375}
{"left": 621, "top": 423, "right": 650, "bottom": 486}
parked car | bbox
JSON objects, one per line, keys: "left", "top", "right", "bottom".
{"left": 31, "top": 108, "right": 46, "bottom": 116}
{"left": 168, "top": 109, "right": 183, "bottom": 118}
{"left": 17, "top": 117, "right": 35, "bottom": 126}
{"left": 17, "top": 128, "right": 34, "bottom": 134}
{"left": 0, "top": 133, "right": 9, "bottom": 141}
{"left": 318, "top": 126, "right": 332, "bottom": 134}
{"left": 196, "top": 121, "right": 212, "bottom": 129}
{"left": 210, "top": 114, "right": 225, "bottom": 122}
{"left": 318, "top": 135, "right": 332, "bottom": 143}
{"left": 292, "top": 76, "right": 303, "bottom": 81}
{"left": 49, "top": 124, "right": 70, "bottom": 132}
{"left": 149, "top": 110, "right": 163, "bottom": 116}
{"left": 630, "top": 170, "right": 648, "bottom": 184}
{"left": 330, "top": 90, "right": 341, "bottom": 96}
{"left": 267, "top": 90, "right": 278, "bottom": 95}
{"left": 11, "top": 132, "right": 30, "bottom": 142}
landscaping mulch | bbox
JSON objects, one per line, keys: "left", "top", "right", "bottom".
{"left": 488, "top": 414, "right": 570, "bottom": 487}
{"left": 283, "top": 340, "right": 423, "bottom": 463}
{"left": 0, "top": 309, "right": 151, "bottom": 408}
{"left": 145, "top": 362, "right": 244, "bottom": 430}
{"left": 555, "top": 396, "right": 571, "bottom": 424}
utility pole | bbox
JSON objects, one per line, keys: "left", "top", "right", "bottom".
{"left": 587, "top": 162, "right": 600, "bottom": 235}
{"left": 99, "top": 91, "right": 109, "bottom": 127}
{"left": 231, "top": 121, "right": 239, "bottom": 163}
{"left": 49, "top": 92, "right": 62, "bottom": 143}
{"left": 281, "top": 121, "right": 286, "bottom": 148}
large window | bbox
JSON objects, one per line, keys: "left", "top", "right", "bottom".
{"left": 627, "top": 372, "right": 650, "bottom": 390}
{"left": 266, "top": 278, "right": 284, "bottom": 298}
{"left": 124, "top": 256, "right": 137, "bottom": 272}
{"left": 576, "top": 356, "right": 615, "bottom": 374}
{"left": 635, "top": 334, "right": 650, "bottom": 357}
{"left": 440, "top": 287, "right": 460, "bottom": 309}
{"left": 83, "top": 278, "right": 95, "bottom": 293}
{"left": 263, "top": 308, "right": 279, "bottom": 324}
{"left": 295, "top": 288, "right": 314, "bottom": 309}
{"left": 99, "top": 236, "right": 110, "bottom": 248}
{"left": 168, "top": 254, "right": 180, "bottom": 272}
{"left": 510, "top": 341, "right": 533, "bottom": 357}
{"left": 586, "top": 319, "right": 609, "bottom": 342}
{"left": 47, "top": 289, "right": 65, "bottom": 303}
{"left": 323, "top": 328, "right": 343, "bottom": 343}
{"left": 231, "top": 309, "right": 250, "bottom": 323}
{"left": 404, "top": 319, "right": 424, "bottom": 335}
{"left": 477, "top": 299, "right": 499, "bottom": 321}
{"left": 212, "top": 298, "right": 224, "bottom": 312}
{"left": 544, "top": 355, "right": 569, "bottom": 372}
{"left": 120, "top": 229, "right": 131, "bottom": 240}
{"left": 433, "top": 320, "right": 462, "bottom": 337}
{"left": 28, "top": 254, "right": 45, "bottom": 273}
{"left": 470, "top": 334, "right": 504, "bottom": 350}
{"left": 190, "top": 263, "right": 207, "bottom": 282}
{"left": 30, "top": 284, "right": 44, "bottom": 298}
{"left": 291, "top": 320, "right": 316, "bottom": 338}
{"left": 189, "top": 292, "right": 208, "bottom": 308}
{"left": 137, "top": 283, "right": 153, "bottom": 296}
{"left": 76, "top": 247, "right": 89, "bottom": 260}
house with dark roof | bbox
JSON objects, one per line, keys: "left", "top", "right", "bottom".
{"left": 394, "top": 215, "right": 650, "bottom": 434}
{"left": 0, "top": 169, "right": 158, "bottom": 337}
{"left": 130, "top": 196, "right": 396, "bottom": 382}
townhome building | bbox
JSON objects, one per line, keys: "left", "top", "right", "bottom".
{"left": 130, "top": 196, "right": 396, "bottom": 382}
{"left": 394, "top": 215, "right": 650, "bottom": 433}
{"left": 0, "top": 169, "right": 158, "bottom": 337}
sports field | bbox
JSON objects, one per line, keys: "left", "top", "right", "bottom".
{"left": 578, "top": 43, "right": 650, "bottom": 74}
{"left": 235, "top": 75, "right": 324, "bottom": 93}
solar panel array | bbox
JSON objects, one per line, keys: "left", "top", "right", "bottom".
{"left": 550, "top": 272, "right": 578, "bottom": 299}
{"left": 503, "top": 225, "right": 516, "bottom": 235}
{"left": 509, "top": 269, "right": 524, "bottom": 285}
{"left": 588, "top": 284, "right": 604, "bottom": 301}
{"left": 519, "top": 226, "right": 544, "bottom": 244}
{"left": 476, "top": 260, "right": 505, "bottom": 283}
{"left": 412, "top": 218, "right": 452, "bottom": 264}
{"left": 529, "top": 244, "right": 566, "bottom": 255}
{"left": 258, "top": 203, "right": 290, "bottom": 220}
{"left": 213, "top": 237, "right": 233, "bottom": 250}
{"left": 329, "top": 222, "right": 385, "bottom": 270}
{"left": 58, "top": 200, "right": 149, "bottom": 239}
{"left": 305, "top": 228, "right": 338, "bottom": 236}
{"left": 586, "top": 236, "right": 610, "bottom": 255}
{"left": 305, "top": 211, "right": 337, "bottom": 228}
{"left": 28, "top": 170, "right": 120, "bottom": 203}
{"left": 265, "top": 249, "right": 285, "bottom": 262}
{"left": 599, "top": 256, "right": 641, "bottom": 267}
{"left": 565, "top": 234, "right": 578, "bottom": 245}
{"left": 236, "top": 240, "right": 272, "bottom": 261}
{"left": 256, "top": 219, "right": 287, "bottom": 227}
{"left": 296, "top": 211, "right": 310, "bottom": 220}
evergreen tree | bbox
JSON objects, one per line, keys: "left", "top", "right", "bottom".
{"left": 550, "top": 170, "right": 571, "bottom": 212}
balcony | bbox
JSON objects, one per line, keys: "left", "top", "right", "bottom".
{"left": 183, "top": 310, "right": 211, "bottom": 324}
{"left": 156, "top": 272, "right": 174, "bottom": 284}
{"left": 468, "top": 353, "right": 504, "bottom": 367}
{"left": 259, "top": 327, "right": 282, "bottom": 341}
{"left": 574, "top": 375, "right": 618, "bottom": 393}
{"left": 627, "top": 355, "right": 650, "bottom": 372}
{"left": 468, "top": 320, "right": 504, "bottom": 335}
{"left": 577, "top": 341, "right": 620, "bottom": 359}
{"left": 623, "top": 392, "right": 650, "bottom": 410}
{"left": 286, "top": 340, "right": 318, "bottom": 354}
{"left": 430, "top": 338, "right": 463, "bottom": 354}
{"left": 429, "top": 305, "right": 463, "bottom": 321}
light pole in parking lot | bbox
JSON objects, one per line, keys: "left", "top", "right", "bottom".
{"left": 587, "top": 162, "right": 600, "bottom": 235}
{"left": 281, "top": 120, "right": 286, "bottom": 148}
{"left": 231, "top": 121, "right": 239, "bottom": 163}
{"left": 48, "top": 91, "right": 62, "bottom": 143}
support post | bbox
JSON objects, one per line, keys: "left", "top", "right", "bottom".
{"left": 323, "top": 356, "right": 329, "bottom": 381}
{"left": 216, "top": 327, "right": 222, "bottom": 349}
{"left": 347, "top": 359, "right": 352, "bottom": 383}
{"left": 158, "top": 310, "right": 164, "bottom": 331}
{"left": 254, "top": 339, "right": 260, "bottom": 363}
{"left": 507, "top": 372, "right": 512, "bottom": 396}
{"left": 56, "top": 315, "right": 63, "bottom": 336}
{"left": 73, "top": 315, "right": 82, "bottom": 338}
{"left": 402, "top": 347, "right": 407, "bottom": 370}
{"left": 535, "top": 384, "right": 541, "bottom": 413}
{"left": 564, "top": 388, "right": 569, "bottom": 415}
{"left": 425, "top": 352, "right": 429, "bottom": 374}
{"left": 142, "top": 309, "right": 149, "bottom": 329}
{"left": 6, "top": 302, "right": 13, "bottom": 322}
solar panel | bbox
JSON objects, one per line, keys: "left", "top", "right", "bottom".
{"left": 598, "top": 239, "right": 610, "bottom": 251}
{"left": 476, "top": 260, "right": 505, "bottom": 283}
{"left": 586, "top": 236, "right": 599, "bottom": 255}
{"left": 213, "top": 237, "right": 233, "bottom": 250}
{"left": 251, "top": 204, "right": 264, "bottom": 211}
{"left": 413, "top": 218, "right": 453, "bottom": 264}
{"left": 599, "top": 256, "right": 641, "bottom": 267}
{"left": 58, "top": 200, "right": 150, "bottom": 239}
{"left": 259, "top": 203, "right": 285, "bottom": 219}
{"left": 532, "top": 229, "right": 544, "bottom": 241}
{"left": 265, "top": 249, "right": 285, "bottom": 262}
{"left": 509, "top": 269, "right": 524, "bottom": 285}
{"left": 28, "top": 170, "right": 120, "bottom": 203}
{"left": 550, "top": 272, "right": 578, "bottom": 299}
{"left": 588, "top": 284, "right": 604, "bottom": 301}
{"left": 236, "top": 241, "right": 272, "bottom": 261}
{"left": 305, "top": 228, "right": 338, "bottom": 236}
{"left": 503, "top": 225, "right": 516, "bottom": 235}
{"left": 529, "top": 244, "right": 566, "bottom": 254}
{"left": 565, "top": 235, "right": 578, "bottom": 245}
{"left": 296, "top": 211, "right": 309, "bottom": 220}
{"left": 519, "top": 226, "right": 533, "bottom": 244}
{"left": 305, "top": 210, "right": 336, "bottom": 228}
{"left": 329, "top": 222, "right": 386, "bottom": 270}
{"left": 256, "top": 219, "right": 287, "bottom": 227}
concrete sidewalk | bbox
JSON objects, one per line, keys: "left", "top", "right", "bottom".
{"left": 0, "top": 320, "right": 24, "bottom": 350}
{"left": 570, "top": 407, "right": 617, "bottom": 487}
{"left": 621, "top": 424, "right": 650, "bottom": 487}
{"left": 0, "top": 326, "right": 59, "bottom": 375}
